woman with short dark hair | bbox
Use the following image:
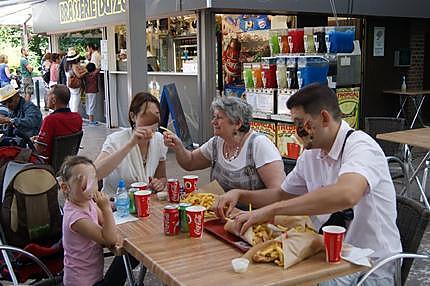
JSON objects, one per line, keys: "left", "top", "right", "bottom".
{"left": 95, "top": 92, "right": 167, "bottom": 196}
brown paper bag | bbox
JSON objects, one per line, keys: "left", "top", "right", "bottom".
{"left": 273, "top": 215, "right": 315, "bottom": 232}
{"left": 197, "top": 180, "right": 225, "bottom": 195}
{"left": 281, "top": 229, "right": 323, "bottom": 269}
{"left": 243, "top": 230, "right": 323, "bottom": 269}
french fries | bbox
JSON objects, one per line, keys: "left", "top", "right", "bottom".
{"left": 252, "top": 224, "right": 274, "bottom": 245}
{"left": 181, "top": 193, "right": 216, "bottom": 218}
{"left": 253, "top": 241, "right": 284, "bottom": 267}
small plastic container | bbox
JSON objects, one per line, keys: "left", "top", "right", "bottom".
{"left": 156, "top": 191, "right": 168, "bottom": 201}
{"left": 231, "top": 258, "right": 249, "bottom": 273}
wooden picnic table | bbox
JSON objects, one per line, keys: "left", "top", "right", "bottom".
{"left": 117, "top": 197, "right": 366, "bottom": 286}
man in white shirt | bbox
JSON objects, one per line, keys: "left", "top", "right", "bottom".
{"left": 87, "top": 43, "right": 101, "bottom": 69}
{"left": 216, "top": 83, "right": 402, "bottom": 285}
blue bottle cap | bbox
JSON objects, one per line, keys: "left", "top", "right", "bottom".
{"left": 118, "top": 179, "right": 126, "bottom": 188}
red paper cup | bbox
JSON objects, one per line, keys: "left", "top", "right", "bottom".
{"left": 134, "top": 190, "right": 152, "bottom": 217}
{"left": 167, "top": 178, "right": 181, "bottom": 203}
{"left": 131, "top": 182, "right": 149, "bottom": 191}
{"left": 322, "top": 225, "right": 346, "bottom": 264}
{"left": 183, "top": 175, "right": 199, "bottom": 194}
{"left": 186, "top": 205, "right": 206, "bottom": 238}
{"left": 287, "top": 143, "right": 301, "bottom": 160}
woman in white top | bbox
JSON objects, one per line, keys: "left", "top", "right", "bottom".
{"left": 95, "top": 92, "right": 167, "bottom": 197}
{"left": 65, "top": 50, "right": 86, "bottom": 112}
{"left": 164, "top": 96, "right": 285, "bottom": 209}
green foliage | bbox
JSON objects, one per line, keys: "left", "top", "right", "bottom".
{"left": 0, "top": 26, "right": 49, "bottom": 75}
{"left": 0, "top": 26, "right": 21, "bottom": 47}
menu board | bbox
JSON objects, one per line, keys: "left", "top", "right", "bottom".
{"left": 337, "top": 87, "right": 360, "bottom": 129}
{"left": 250, "top": 120, "right": 276, "bottom": 145}
{"left": 276, "top": 123, "right": 300, "bottom": 158}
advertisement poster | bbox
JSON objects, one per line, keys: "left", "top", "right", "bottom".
{"left": 337, "top": 87, "right": 360, "bottom": 129}
{"left": 373, "top": 27, "right": 385, "bottom": 57}
{"left": 250, "top": 120, "right": 276, "bottom": 145}
{"left": 276, "top": 123, "right": 302, "bottom": 159}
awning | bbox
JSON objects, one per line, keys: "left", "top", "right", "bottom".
{"left": 0, "top": 0, "right": 46, "bottom": 26}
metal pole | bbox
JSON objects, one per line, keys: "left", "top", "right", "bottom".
{"left": 35, "top": 80, "right": 40, "bottom": 108}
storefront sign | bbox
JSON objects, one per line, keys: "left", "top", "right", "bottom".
{"left": 373, "top": 26, "right": 385, "bottom": 57}
{"left": 59, "top": 0, "right": 126, "bottom": 24}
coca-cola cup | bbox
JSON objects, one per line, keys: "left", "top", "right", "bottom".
{"left": 287, "top": 143, "right": 301, "bottom": 160}
{"left": 183, "top": 175, "right": 199, "bottom": 194}
{"left": 134, "top": 190, "right": 152, "bottom": 217}
{"left": 167, "top": 179, "right": 180, "bottom": 203}
{"left": 131, "top": 182, "right": 149, "bottom": 191}
{"left": 186, "top": 205, "right": 206, "bottom": 238}
{"left": 322, "top": 225, "right": 346, "bottom": 264}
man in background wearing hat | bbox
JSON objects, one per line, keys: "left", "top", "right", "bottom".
{"left": 20, "top": 47, "right": 33, "bottom": 102}
{"left": 0, "top": 85, "right": 42, "bottom": 138}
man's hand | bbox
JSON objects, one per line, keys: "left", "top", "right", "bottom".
{"left": 232, "top": 206, "right": 274, "bottom": 236}
{"left": 93, "top": 191, "right": 111, "bottom": 213}
{"left": 215, "top": 189, "right": 242, "bottom": 219}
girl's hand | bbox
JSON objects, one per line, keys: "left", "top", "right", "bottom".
{"left": 163, "top": 132, "right": 182, "bottom": 151}
{"left": 93, "top": 191, "right": 111, "bottom": 212}
{"left": 150, "top": 178, "right": 165, "bottom": 193}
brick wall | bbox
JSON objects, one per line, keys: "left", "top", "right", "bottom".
{"left": 407, "top": 21, "right": 426, "bottom": 89}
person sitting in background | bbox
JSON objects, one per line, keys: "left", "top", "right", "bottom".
{"left": 59, "top": 156, "right": 138, "bottom": 286}
{"left": 0, "top": 54, "right": 12, "bottom": 88}
{"left": 84, "top": 63, "right": 99, "bottom": 125}
{"left": 95, "top": 92, "right": 167, "bottom": 197}
{"left": 164, "top": 96, "right": 285, "bottom": 208}
{"left": 34, "top": 84, "right": 82, "bottom": 163}
{"left": 0, "top": 84, "right": 41, "bottom": 138}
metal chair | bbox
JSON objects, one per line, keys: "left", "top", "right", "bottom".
{"left": 357, "top": 195, "right": 430, "bottom": 285}
{"left": 51, "top": 130, "right": 83, "bottom": 174}
{"left": 0, "top": 244, "right": 62, "bottom": 286}
{"left": 365, "top": 117, "right": 408, "bottom": 188}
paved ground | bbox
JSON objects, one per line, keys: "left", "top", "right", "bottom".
{"left": 78, "top": 123, "right": 430, "bottom": 286}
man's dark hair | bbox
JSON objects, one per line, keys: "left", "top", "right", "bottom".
{"left": 286, "top": 83, "right": 342, "bottom": 120}
{"left": 51, "top": 84, "right": 70, "bottom": 105}
{"left": 86, "top": 62, "right": 96, "bottom": 73}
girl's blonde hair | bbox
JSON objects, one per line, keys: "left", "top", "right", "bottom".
{"left": 59, "top": 155, "right": 96, "bottom": 182}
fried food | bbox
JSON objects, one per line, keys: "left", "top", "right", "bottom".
{"left": 251, "top": 224, "right": 273, "bottom": 245}
{"left": 181, "top": 193, "right": 216, "bottom": 218}
{"left": 253, "top": 241, "right": 284, "bottom": 267}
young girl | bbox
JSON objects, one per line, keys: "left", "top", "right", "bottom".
{"left": 60, "top": 156, "right": 137, "bottom": 286}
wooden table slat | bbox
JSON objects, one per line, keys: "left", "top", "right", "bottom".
{"left": 118, "top": 198, "right": 366, "bottom": 286}
{"left": 376, "top": 128, "right": 430, "bottom": 149}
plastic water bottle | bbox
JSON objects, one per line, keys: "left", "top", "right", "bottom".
{"left": 115, "top": 179, "right": 130, "bottom": 218}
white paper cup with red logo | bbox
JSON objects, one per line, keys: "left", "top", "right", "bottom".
{"left": 322, "top": 225, "right": 346, "bottom": 264}
{"left": 131, "top": 182, "right": 149, "bottom": 191}
{"left": 183, "top": 175, "right": 199, "bottom": 194}
{"left": 134, "top": 190, "right": 152, "bottom": 217}
{"left": 186, "top": 205, "right": 206, "bottom": 238}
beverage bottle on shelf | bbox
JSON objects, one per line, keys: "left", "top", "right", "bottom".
{"left": 401, "top": 76, "right": 407, "bottom": 92}
{"left": 115, "top": 179, "right": 130, "bottom": 218}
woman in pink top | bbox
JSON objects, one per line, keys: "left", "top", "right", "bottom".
{"left": 60, "top": 156, "right": 138, "bottom": 286}
{"left": 49, "top": 53, "right": 60, "bottom": 87}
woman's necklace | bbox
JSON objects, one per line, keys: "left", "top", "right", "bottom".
{"left": 224, "top": 133, "right": 247, "bottom": 161}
